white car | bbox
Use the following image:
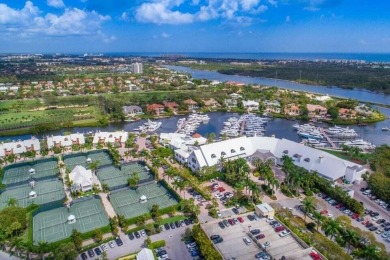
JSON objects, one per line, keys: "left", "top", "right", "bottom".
{"left": 108, "top": 241, "right": 116, "bottom": 248}
{"left": 101, "top": 243, "right": 108, "bottom": 252}
{"left": 279, "top": 231, "right": 291, "bottom": 237}
{"left": 373, "top": 216, "right": 380, "bottom": 221}
{"left": 217, "top": 211, "right": 222, "bottom": 217}
{"left": 140, "top": 230, "right": 146, "bottom": 237}
{"left": 262, "top": 242, "right": 271, "bottom": 248}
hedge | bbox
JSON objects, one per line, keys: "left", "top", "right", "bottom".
{"left": 150, "top": 240, "right": 166, "bottom": 249}
{"left": 82, "top": 236, "right": 114, "bottom": 251}
{"left": 192, "top": 224, "right": 223, "bottom": 260}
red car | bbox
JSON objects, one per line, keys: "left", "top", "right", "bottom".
{"left": 320, "top": 210, "right": 328, "bottom": 215}
{"left": 218, "top": 187, "right": 225, "bottom": 192}
{"left": 255, "top": 234, "right": 265, "bottom": 240}
{"left": 237, "top": 217, "right": 244, "bottom": 223}
{"left": 351, "top": 213, "right": 359, "bottom": 219}
{"left": 228, "top": 219, "right": 235, "bottom": 225}
{"left": 310, "top": 251, "right": 321, "bottom": 260}
{"left": 275, "top": 226, "right": 285, "bottom": 232}
{"left": 335, "top": 204, "right": 343, "bottom": 209}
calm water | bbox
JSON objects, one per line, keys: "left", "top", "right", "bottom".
{"left": 2, "top": 111, "right": 390, "bottom": 146}
{"left": 166, "top": 65, "right": 390, "bottom": 105}
{"left": 106, "top": 52, "right": 390, "bottom": 63}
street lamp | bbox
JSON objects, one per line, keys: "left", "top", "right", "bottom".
{"left": 248, "top": 225, "right": 251, "bottom": 232}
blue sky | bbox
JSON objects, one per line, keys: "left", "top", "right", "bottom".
{"left": 0, "top": 0, "right": 389, "bottom": 53}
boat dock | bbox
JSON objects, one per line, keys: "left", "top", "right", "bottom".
{"left": 319, "top": 128, "right": 337, "bottom": 149}
{"left": 239, "top": 120, "right": 246, "bottom": 136}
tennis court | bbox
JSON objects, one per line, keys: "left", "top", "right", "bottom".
{"left": 97, "top": 162, "right": 153, "bottom": 191}
{"left": 33, "top": 197, "right": 109, "bottom": 244}
{"left": 2, "top": 158, "right": 58, "bottom": 186}
{"left": 63, "top": 150, "right": 113, "bottom": 169}
{"left": 109, "top": 182, "right": 179, "bottom": 219}
{"left": 0, "top": 179, "right": 66, "bottom": 210}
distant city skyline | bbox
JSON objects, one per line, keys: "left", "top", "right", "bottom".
{"left": 0, "top": 0, "right": 389, "bottom": 53}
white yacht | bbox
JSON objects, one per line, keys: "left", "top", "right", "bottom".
{"left": 343, "top": 139, "right": 376, "bottom": 150}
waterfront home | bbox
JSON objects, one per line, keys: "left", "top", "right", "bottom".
{"left": 146, "top": 103, "right": 165, "bottom": 115}
{"left": 123, "top": 105, "right": 143, "bottom": 117}
{"left": 338, "top": 108, "right": 357, "bottom": 119}
{"left": 177, "top": 136, "right": 365, "bottom": 183}
{"left": 47, "top": 133, "right": 85, "bottom": 149}
{"left": 229, "top": 93, "right": 242, "bottom": 99}
{"left": 160, "top": 132, "right": 207, "bottom": 151}
{"left": 162, "top": 101, "right": 180, "bottom": 113}
{"left": 242, "top": 100, "right": 259, "bottom": 111}
{"left": 306, "top": 104, "right": 328, "bottom": 119}
{"left": 93, "top": 131, "right": 128, "bottom": 147}
{"left": 69, "top": 165, "right": 93, "bottom": 192}
{"left": 0, "top": 138, "right": 41, "bottom": 157}
{"left": 224, "top": 98, "right": 237, "bottom": 107}
{"left": 202, "top": 98, "right": 220, "bottom": 108}
{"left": 354, "top": 104, "right": 374, "bottom": 116}
{"left": 315, "top": 95, "right": 332, "bottom": 102}
{"left": 183, "top": 99, "right": 199, "bottom": 111}
{"left": 284, "top": 104, "right": 301, "bottom": 116}
{"left": 264, "top": 100, "right": 281, "bottom": 114}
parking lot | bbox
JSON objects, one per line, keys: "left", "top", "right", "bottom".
{"left": 202, "top": 213, "right": 312, "bottom": 260}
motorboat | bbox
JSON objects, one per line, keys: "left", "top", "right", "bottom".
{"left": 343, "top": 139, "right": 376, "bottom": 150}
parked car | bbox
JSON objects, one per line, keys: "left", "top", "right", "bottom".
{"left": 232, "top": 208, "right": 239, "bottom": 214}
{"left": 247, "top": 215, "right": 255, "bottom": 221}
{"left": 255, "top": 234, "right": 265, "bottom": 240}
{"left": 100, "top": 243, "right": 108, "bottom": 252}
{"left": 279, "top": 230, "right": 291, "bottom": 237}
{"left": 243, "top": 236, "right": 252, "bottom": 245}
{"left": 213, "top": 237, "right": 223, "bottom": 244}
{"left": 128, "top": 233, "right": 135, "bottom": 240}
{"left": 108, "top": 241, "right": 116, "bottom": 248}
{"left": 228, "top": 219, "right": 235, "bottom": 225}
{"left": 81, "top": 253, "right": 88, "bottom": 260}
{"left": 134, "top": 231, "right": 141, "bottom": 238}
{"left": 218, "top": 221, "right": 225, "bottom": 229}
{"left": 275, "top": 226, "right": 285, "bottom": 232}
{"left": 238, "top": 217, "right": 244, "bottom": 223}
{"left": 87, "top": 249, "right": 95, "bottom": 258}
{"left": 164, "top": 223, "right": 170, "bottom": 230}
{"left": 94, "top": 247, "right": 102, "bottom": 256}
{"left": 250, "top": 229, "right": 261, "bottom": 235}
{"left": 115, "top": 237, "right": 123, "bottom": 246}
{"left": 210, "top": 235, "right": 221, "bottom": 240}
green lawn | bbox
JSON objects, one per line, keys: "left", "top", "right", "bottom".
{"left": 320, "top": 149, "right": 369, "bottom": 164}
{"left": 158, "top": 215, "right": 186, "bottom": 225}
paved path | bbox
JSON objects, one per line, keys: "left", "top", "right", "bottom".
{"left": 99, "top": 192, "right": 117, "bottom": 218}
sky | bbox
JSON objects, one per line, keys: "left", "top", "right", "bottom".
{"left": 0, "top": 0, "right": 389, "bottom": 53}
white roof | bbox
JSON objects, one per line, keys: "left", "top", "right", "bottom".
{"left": 140, "top": 195, "right": 147, "bottom": 200}
{"left": 0, "top": 138, "right": 40, "bottom": 157}
{"left": 137, "top": 248, "right": 154, "bottom": 260}
{"left": 29, "top": 191, "right": 37, "bottom": 196}
{"left": 47, "top": 133, "right": 85, "bottom": 148}
{"left": 189, "top": 136, "right": 366, "bottom": 181}
{"left": 256, "top": 203, "right": 274, "bottom": 213}
{"left": 69, "top": 165, "right": 93, "bottom": 188}
{"left": 68, "top": 215, "right": 76, "bottom": 221}
{"left": 93, "top": 131, "right": 128, "bottom": 144}
{"left": 243, "top": 100, "right": 259, "bottom": 106}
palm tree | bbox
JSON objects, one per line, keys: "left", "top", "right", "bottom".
{"left": 268, "top": 177, "right": 279, "bottom": 197}
{"left": 352, "top": 244, "right": 381, "bottom": 260}
{"left": 7, "top": 198, "right": 18, "bottom": 207}
{"left": 36, "top": 241, "right": 49, "bottom": 260}
{"left": 206, "top": 132, "right": 216, "bottom": 144}
{"left": 343, "top": 229, "right": 359, "bottom": 253}
{"left": 322, "top": 218, "right": 340, "bottom": 240}
{"left": 312, "top": 211, "right": 324, "bottom": 231}
{"left": 9, "top": 237, "right": 23, "bottom": 257}
{"left": 302, "top": 196, "right": 316, "bottom": 220}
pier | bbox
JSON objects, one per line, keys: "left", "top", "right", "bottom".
{"left": 319, "top": 128, "right": 337, "bottom": 149}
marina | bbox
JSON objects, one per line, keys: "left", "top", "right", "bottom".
{"left": 134, "top": 119, "right": 162, "bottom": 133}
{"left": 175, "top": 113, "right": 210, "bottom": 135}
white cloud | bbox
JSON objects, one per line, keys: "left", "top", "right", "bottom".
{"left": 268, "top": 0, "right": 278, "bottom": 7}
{"left": 135, "top": 1, "right": 193, "bottom": 24}
{"left": 47, "top": 0, "right": 65, "bottom": 8}
{"left": 0, "top": 2, "right": 111, "bottom": 39}
{"left": 241, "top": 0, "right": 260, "bottom": 11}
{"left": 161, "top": 32, "right": 170, "bottom": 38}
{"left": 285, "top": 15, "right": 290, "bottom": 22}
{"left": 120, "top": 12, "right": 130, "bottom": 21}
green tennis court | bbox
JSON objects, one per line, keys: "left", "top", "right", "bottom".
{"left": 2, "top": 158, "right": 58, "bottom": 186}
{"left": 0, "top": 179, "right": 65, "bottom": 210}
{"left": 33, "top": 197, "right": 109, "bottom": 244}
{"left": 109, "top": 182, "right": 178, "bottom": 219}
{"left": 63, "top": 150, "right": 113, "bottom": 169}
{"left": 97, "top": 162, "right": 153, "bottom": 191}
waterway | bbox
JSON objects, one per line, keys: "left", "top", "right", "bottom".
{"left": 1, "top": 111, "right": 390, "bottom": 146}
{"left": 165, "top": 65, "right": 390, "bottom": 106}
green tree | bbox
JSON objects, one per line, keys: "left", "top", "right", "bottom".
{"left": 150, "top": 204, "right": 160, "bottom": 219}
{"left": 342, "top": 229, "right": 359, "bottom": 253}
{"left": 7, "top": 198, "right": 18, "bottom": 207}
{"left": 93, "top": 229, "right": 103, "bottom": 242}
{"left": 302, "top": 196, "right": 316, "bottom": 220}
{"left": 53, "top": 242, "right": 78, "bottom": 260}
{"left": 127, "top": 172, "right": 140, "bottom": 189}
{"left": 71, "top": 229, "right": 83, "bottom": 251}
{"left": 322, "top": 219, "right": 340, "bottom": 240}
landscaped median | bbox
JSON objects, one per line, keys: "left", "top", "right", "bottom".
{"left": 192, "top": 224, "right": 223, "bottom": 260}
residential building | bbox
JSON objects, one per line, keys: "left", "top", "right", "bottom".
{"left": 160, "top": 132, "right": 207, "bottom": 151}
{"left": 69, "top": 165, "right": 93, "bottom": 192}
{"left": 47, "top": 133, "right": 85, "bottom": 149}
{"left": 132, "top": 63, "right": 143, "bottom": 74}
{"left": 136, "top": 248, "right": 154, "bottom": 260}
{"left": 202, "top": 98, "right": 220, "bottom": 108}
{"left": 183, "top": 99, "right": 199, "bottom": 111}
{"left": 306, "top": 104, "right": 328, "bottom": 118}
{"left": 284, "top": 104, "right": 301, "bottom": 116}
{"left": 93, "top": 131, "right": 128, "bottom": 147}
{"left": 0, "top": 138, "right": 41, "bottom": 157}
{"left": 338, "top": 108, "right": 357, "bottom": 119}
{"left": 146, "top": 103, "right": 165, "bottom": 115}
{"left": 229, "top": 93, "right": 242, "bottom": 99}
{"left": 123, "top": 106, "right": 143, "bottom": 117}
{"left": 224, "top": 98, "right": 237, "bottom": 107}
{"left": 264, "top": 100, "right": 281, "bottom": 114}
{"left": 355, "top": 104, "right": 373, "bottom": 116}
{"left": 242, "top": 100, "right": 259, "bottom": 111}
{"left": 315, "top": 95, "right": 332, "bottom": 102}
{"left": 177, "top": 136, "right": 366, "bottom": 183}
{"left": 163, "top": 101, "right": 180, "bottom": 113}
